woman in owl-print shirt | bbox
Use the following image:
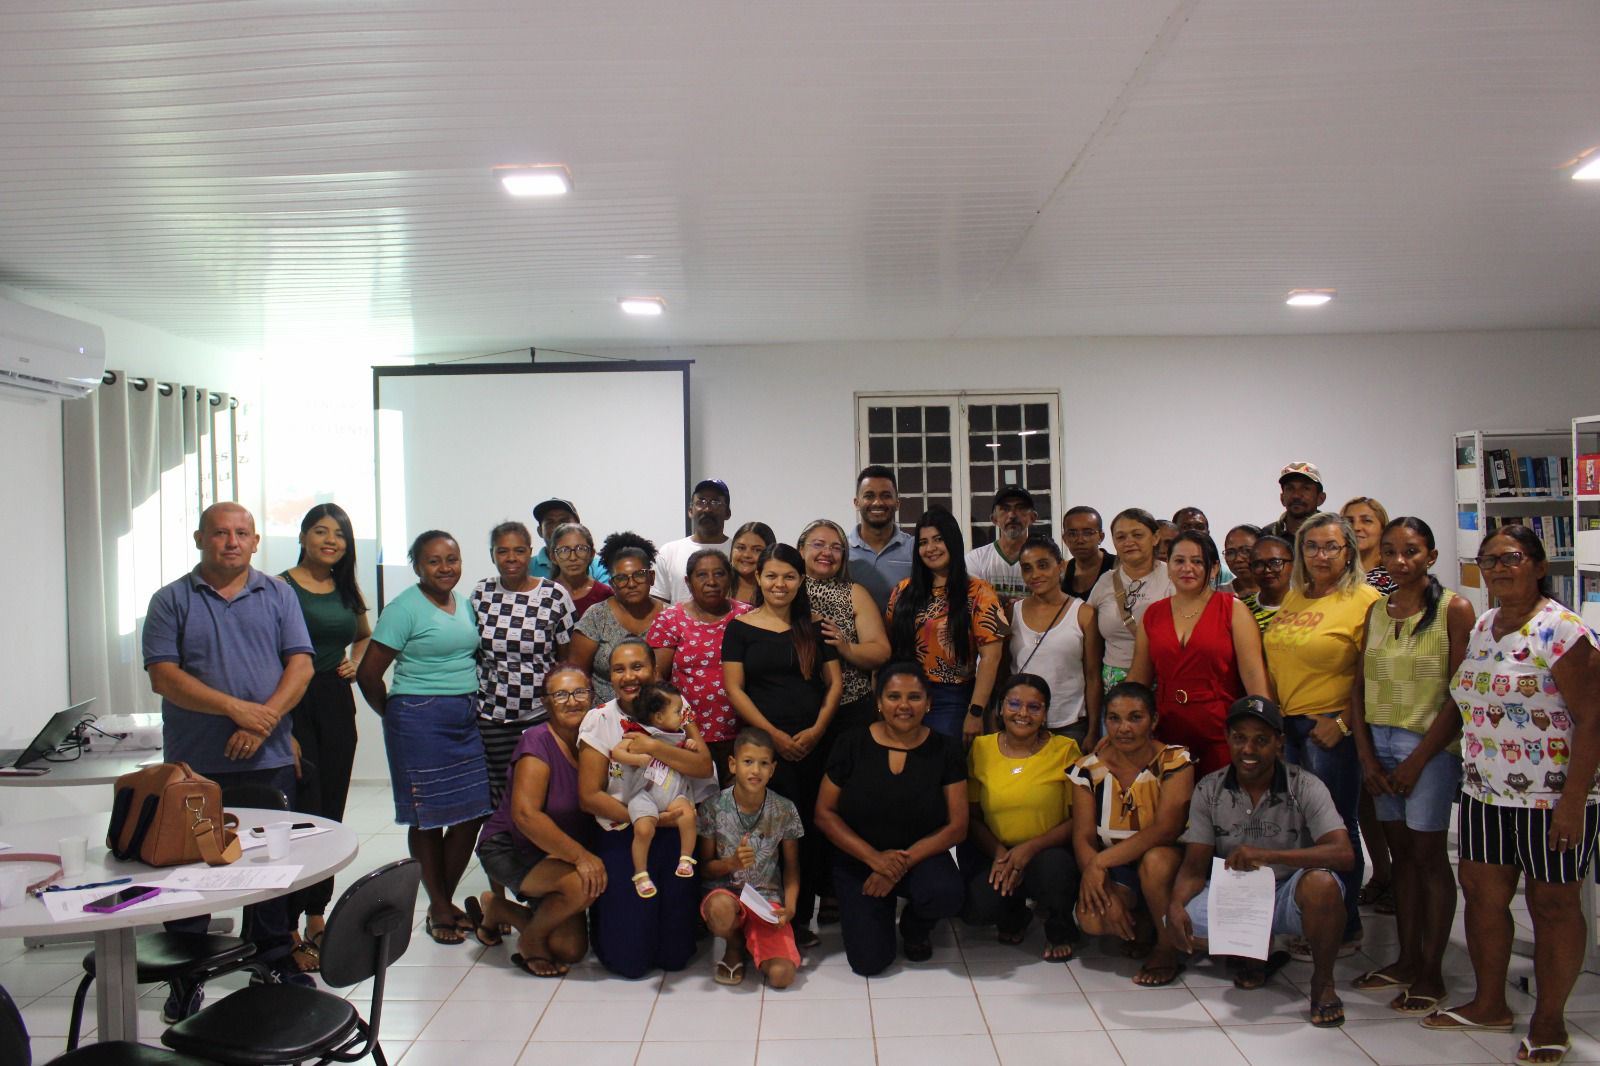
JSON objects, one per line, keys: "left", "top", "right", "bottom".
{"left": 1422, "top": 526, "right": 1600, "bottom": 1064}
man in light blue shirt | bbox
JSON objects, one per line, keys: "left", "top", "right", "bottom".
{"left": 847, "top": 465, "right": 915, "bottom": 614}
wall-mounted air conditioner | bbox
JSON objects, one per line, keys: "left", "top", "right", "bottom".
{"left": 0, "top": 296, "right": 106, "bottom": 401}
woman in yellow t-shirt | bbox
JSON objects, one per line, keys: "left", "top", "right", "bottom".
{"left": 1262, "top": 512, "right": 1382, "bottom": 952}
{"left": 965, "top": 674, "right": 1082, "bottom": 961}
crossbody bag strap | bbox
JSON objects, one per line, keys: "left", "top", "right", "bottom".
{"left": 1111, "top": 570, "right": 1138, "bottom": 635}
{"left": 186, "top": 796, "right": 241, "bottom": 866}
{"left": 1016, "top": 597, "right": 1072, "bottom": 675}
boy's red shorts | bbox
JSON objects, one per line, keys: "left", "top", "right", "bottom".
{"left": 700, "top": 888, "right": 801, "bottom": 967}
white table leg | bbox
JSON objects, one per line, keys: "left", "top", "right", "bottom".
{"left": 94, "top": 926, "right": 139, "bottom": 1043}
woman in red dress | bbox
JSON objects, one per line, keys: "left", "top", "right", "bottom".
{"left": 1128, "top": 531, "right": 1272, "bottom": 775}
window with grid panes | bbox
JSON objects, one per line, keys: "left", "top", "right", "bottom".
{"left": 857, "top": 393, "right": 1060, "bottom": 549}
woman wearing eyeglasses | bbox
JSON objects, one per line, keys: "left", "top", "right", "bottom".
{"left": 1221, "top": 524, "right": 1262, "bottom": 598}
{"left": 646, "top": 548, "right": 751, "bottom": 779}
{"left": 473, "top": 522, "right": 578, "bottom": 811}
{"left": 1262, "top": 513, "right": 1383, "bottom": 955}
{"left": 1243, "top": 535, "right": 1293, "bottom": 631}
{"left": 1420, "top": 527, "right": 1600, "bottom": 1066}
{"left": 1087, "top": 509, "right": 1174, "bottom": 689}
{"left": 548, "top": 522, "right": 613, "bottom": 621}
{"left": 798, "top": 519, "right": 892, "bottom": 737}
{"left": 468, "top": 665, "right": 605, "bottom": 977}
{"left": 1129, "top": 531, "right": 1271, "bottom": 776}
{"left": 964, "top": 673, "right": 1083, "bottom": 961}
{"left": 567, "top": 532, "right": 662, "bottom": 704}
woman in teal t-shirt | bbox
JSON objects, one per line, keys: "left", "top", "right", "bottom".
{"left": 356, "top": 529, "right": 492, "bottom": 944}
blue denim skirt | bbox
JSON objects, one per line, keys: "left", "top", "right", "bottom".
{"left": 383, "top": 693, "right": 493, "bottom": 829}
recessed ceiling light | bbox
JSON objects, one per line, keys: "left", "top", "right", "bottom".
{"left": 1286, "top": 288, "right": 1335, "bottom": 307}
{"left": 1573, "top": 155, "right": 1600, "bottom": 181}
{"left": 626, "top": 254, "right": 656, "bottom": 261}
{"left": 493, "top": 164, "right": 572, "bottom": 197}
{"left": 619, "top": 296, "right": 666, "bottom": 317}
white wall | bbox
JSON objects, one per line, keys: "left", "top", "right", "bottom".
{"left": 0, "top": 286, "right": 259, "bottom": 745}
{"left": 594, "top": 331, "right": 1600, "bottom": 561}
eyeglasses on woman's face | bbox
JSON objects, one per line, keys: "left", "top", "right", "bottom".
{"left": 1003, "top": 697, "right": 1046, "bottom": 717}
{"left": 551, "top": 544, "right": 594, "bottom": 560}
{"left": 1301, "top": 540, "right": 1346, "bottom": 558}
{"left": 547, "top": 687, "right": 593, "bottom": 705}
{"left": 1249, "top": 558, "right": 1291, "bottom": 574}
{"left": 611, "top": 569, "right": 652, "bottom": 587}
{"left": 1476, "top": 551, "right": 1529, "bottom": 571}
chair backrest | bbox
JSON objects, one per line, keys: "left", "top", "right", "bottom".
{"left": 318, "top": 858, "right": 421, "bottom": 988}
{"left": 0, "top": 984, "right": 32, "bottom": 1066}
{"left": 220, "top": 782, "right": 288, "bottom": 811}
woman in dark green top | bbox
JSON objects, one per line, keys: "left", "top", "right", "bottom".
{"left": 279, "top": 503, "right": 370, "bottom": 970}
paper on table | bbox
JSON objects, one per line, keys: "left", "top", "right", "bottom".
{"left": 155, "top": 865, "right": 303, "bottom": 891}
{"left": 1205, "top": 857, "right": 1276, "bottom": 960}
{"left": 738, "top": 882, "right": 781, "bottom": 924}
{"left": 238, "top": 826, "right": 332, "bottom": 851}
{"left": 41, "top": 886, "right": 206, "bottom": 922}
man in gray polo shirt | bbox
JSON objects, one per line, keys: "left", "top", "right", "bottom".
{"left": 142, "top": 501, "right": 314, "bottom": 1010}
{"left": 847, "top": 465, "right": 915, "bottom": 614}
{"left": 1167, "top": 696, "right": 1354, "bottom": 1029}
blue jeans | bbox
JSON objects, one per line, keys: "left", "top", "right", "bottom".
{"left": 1283, "top": 715, "right": 1362, "bottom": 942}
{"left": 926, "top": 681, "right": 974, "bottom": 740}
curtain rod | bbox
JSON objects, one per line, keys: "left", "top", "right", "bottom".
{"left": 101, "top": 371, "right": 239, "bottom": 408}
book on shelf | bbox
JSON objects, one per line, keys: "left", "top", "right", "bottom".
{"left": 1482, "top": 513, "right": 1574, "bottom": 556}
{"left": 1482, "top": 448, "right": 1571, "bottom": 497}
{"left": 1456, "top": 441, "right": 1477, "bottom": 468}
{"left": 1580, "top": 453, "right": 1600, "bottom": 495}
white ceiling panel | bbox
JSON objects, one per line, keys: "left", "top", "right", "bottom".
{"left": 0, "top": 0, "right": 1595, "bottom": 356}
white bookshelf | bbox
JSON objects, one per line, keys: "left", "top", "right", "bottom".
{"left": 1453, "top": 428, "right": 1576, "bottom": 613}
{"left": 1574, "top": 415, "right": 1600, "bottom": 629}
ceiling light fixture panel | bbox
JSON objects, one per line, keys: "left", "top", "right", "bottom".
{"left": 619, "top": 296, "right": 666, "bottom": 316}
{"left": 494, "top": 163, "right": 573, "bottom": 197}
{"left": 1285, "top": 288, "right": 1335, "bottom": 307}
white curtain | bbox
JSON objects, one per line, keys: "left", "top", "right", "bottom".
{"left": 63, "top": 373, "right": 235, "bottom": 715}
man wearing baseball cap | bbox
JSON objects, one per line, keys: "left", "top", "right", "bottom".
{"left": 529, "top": 498, "right": 607, "bottom": 581}
{"left": 964, "top": 486, "right": 1037, "bottom": 605}
{"left": 1167, "top": 695, "right": 1354, "bottom": 1028}
{"left": 652, "top": 478, "right": 732, "bottom": 604}
{"left": 1262, "top": 462, "right": 1327, "bottom": 542}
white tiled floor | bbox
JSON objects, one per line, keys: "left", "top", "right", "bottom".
{"left": 4, "top": 784, "right": 1579, "bottom": 1066}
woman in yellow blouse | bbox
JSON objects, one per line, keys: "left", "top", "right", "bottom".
{"left": 1261, "top": 512, "right": 1382, "bottom": 953}
{"left": 1069, "top": 681, "right": 1194, "bottom": 986}
{"left": 965, "top": 674, "right": 1082, "bottom": 960}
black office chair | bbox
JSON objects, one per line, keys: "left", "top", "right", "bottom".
{"left": 1, "top": 982, "right": 215, "bottom": 1066}
{"left": 162, "top": 859, "right": 421, "bottom": 1066}
{"left": 64, "top": 782, "right": 294, "bottom": 1047}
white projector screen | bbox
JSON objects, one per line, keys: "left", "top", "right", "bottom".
{"left": 373, "top": 361, "right": 691, "bottom": 609}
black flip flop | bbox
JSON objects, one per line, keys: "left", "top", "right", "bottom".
{"left": 1232, "top": 950, "right": 1290, "bottom": 990}
{"left": 463, "top": 896, "right": 502, "bottom": 947}
{"left": 510, "top": 953, "right": 568, "bottom": 978}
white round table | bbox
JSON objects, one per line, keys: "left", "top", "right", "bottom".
{"left": 0, "top": 808, "right": 359, "bottom": 1043}
{"left": 0, "top": 749, "right": 163, "bottom": 787}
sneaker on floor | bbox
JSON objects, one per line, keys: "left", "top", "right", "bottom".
{"left": 161, "top": 984, "right": 204, "bottom": 1024}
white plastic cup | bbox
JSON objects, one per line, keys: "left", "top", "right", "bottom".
{"left": 263, "top": 822, "right": 293, "bottom": 860}
{"left": 58, "top": 835, "right": 87, "bottom": 877}
{"left": 0, "top": 869, "right": 28, "bottom": 908}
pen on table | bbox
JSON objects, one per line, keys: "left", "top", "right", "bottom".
{"left": 33, "top": 876, "right": 133, "bottom": 898}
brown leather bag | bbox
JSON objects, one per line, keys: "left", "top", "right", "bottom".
{"left": 106, "top": 762, "right": 241, "bottom": 867}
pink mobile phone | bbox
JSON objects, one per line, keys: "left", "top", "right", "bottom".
{"left": 82, "top": 886, "right": 161, "bottom": 913}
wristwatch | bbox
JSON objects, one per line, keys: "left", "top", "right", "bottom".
{"left": 1333, "top": 716, "right": 1352, "bottom": 737}
{"left": 967, "top": 704, "right": 985, "bottom": 718}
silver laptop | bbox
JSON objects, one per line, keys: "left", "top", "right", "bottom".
{"left": 0, "top": 700, "right": 94, "bottom": 767}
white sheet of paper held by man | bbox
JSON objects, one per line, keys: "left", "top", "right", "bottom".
{"left": 1206, "top": 858, "right": 1276, "bottom": 960}
{"left": 739, "top": 881, "right": 782, "bottom": 924}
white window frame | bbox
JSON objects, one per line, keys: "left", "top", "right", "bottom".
{"left": 854, "top": 389, "right": 1064, "bottom": 543}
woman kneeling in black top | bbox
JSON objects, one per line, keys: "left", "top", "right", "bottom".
{"left": 815, "top": 662, "right": 968, "bottom": 976}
